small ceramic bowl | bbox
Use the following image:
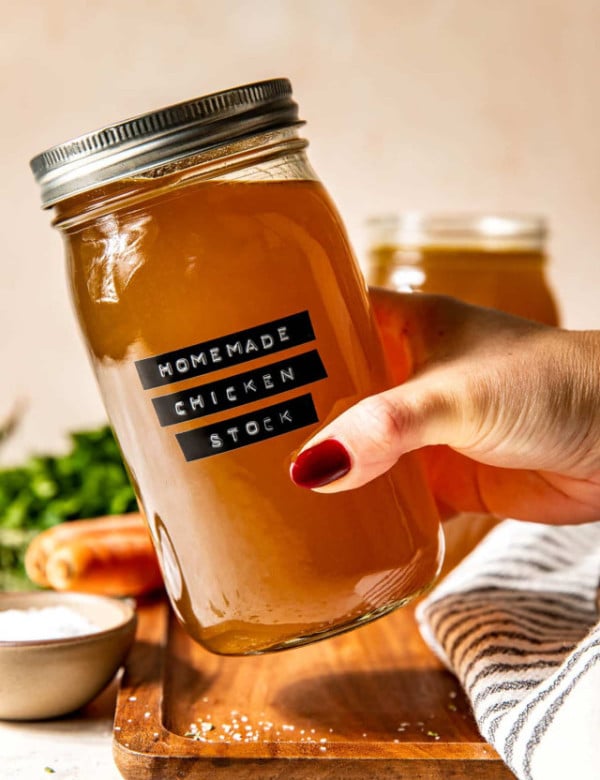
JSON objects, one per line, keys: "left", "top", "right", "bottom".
{"left": 0, "top": 590, "right": 136, "bottom": 720}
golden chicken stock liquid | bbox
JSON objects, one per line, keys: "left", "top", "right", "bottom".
{"left": 368, "top": 245, "right": 559, "bottom": 325}
{"left": 59, "top": 179, "right": 442, "bottom": 654}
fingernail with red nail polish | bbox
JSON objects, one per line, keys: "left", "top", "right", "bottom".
{"left": 290, "top": 439, "right": 351, "bottom": 489}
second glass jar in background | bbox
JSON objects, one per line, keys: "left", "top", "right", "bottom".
{"left": 366, "top": 212, "right": 559, "bottom": 324}
{"left": 365, "top": 212, "right": 560, "bottom": 571}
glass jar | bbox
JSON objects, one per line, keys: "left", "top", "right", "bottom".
{"left": 365, "top": 212, "right": 560, "bottom": 572}
{"left": 365, "top": 212, "right": 559, "bottom": 325}
{"left": 31, "top": 80, "right": 443, "bottom": 655}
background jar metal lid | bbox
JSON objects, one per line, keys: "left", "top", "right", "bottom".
{"left": 366, "top": 212, "right": 547, "bottom": 252}
{"left": 30, "top": 78, "right": 302, "bottom": 208}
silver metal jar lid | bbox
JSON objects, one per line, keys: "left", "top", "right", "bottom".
{"left": 30, "top": 78, "right": 301, "bottom": 208}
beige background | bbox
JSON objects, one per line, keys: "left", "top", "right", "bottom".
{"left": 1, "top": 0, "right": 599, "bottom": 462}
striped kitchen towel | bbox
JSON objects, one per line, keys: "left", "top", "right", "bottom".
{"left": 416, "top": 519, "right": 600, "bottom": 780}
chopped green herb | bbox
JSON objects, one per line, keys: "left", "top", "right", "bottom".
{"left": 0, "top": 426, "right": 137, "bottom": 590}
{"left": 44, "top": 769, "right": 56, "bottom": 775}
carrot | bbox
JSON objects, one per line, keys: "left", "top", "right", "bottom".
{"left": 45, "top": 529, "right": 163, "bottom": 596}
{"left": 24, "top": 514, "right": 163, "bottom": 596}
{"left": 24, "top": 513, "right": 148, "bottom": 587}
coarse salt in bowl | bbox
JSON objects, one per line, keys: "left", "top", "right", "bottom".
{"left": 0, "top": 605, "right": 101, "bottom": 641}
{"left": 0, "top": 591, "right": 136, "bottom": 720}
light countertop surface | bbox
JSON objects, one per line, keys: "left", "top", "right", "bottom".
{"left": 1, "top": 678, "right": 122, "bottom": 780}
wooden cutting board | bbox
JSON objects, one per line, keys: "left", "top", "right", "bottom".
{"left": 113, "top": 599, "right": 515, "bottom": 779}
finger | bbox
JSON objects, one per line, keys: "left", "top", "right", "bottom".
{"left": 421, "top": 445, "right": 488, "bottom": 518}
{"left": 369, "top": 287, "right": 480, "bottom": 370}
{"left": 290, "top": 373, "right": 458, "bottom": 493}
{"left": 370, "top": 287, "right": 544, "bottom": 373}
{"left": 424, "top": 446, "right": 600, "bottom": 524}
{"left": 368, "top": 288, "right": 450, "bottom": 380}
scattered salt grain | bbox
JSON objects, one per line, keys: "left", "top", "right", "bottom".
{"left": 0, "top": 606, "right": 99, "bottom": 641}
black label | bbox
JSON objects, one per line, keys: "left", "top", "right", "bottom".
{"left": 135, "top": 311, "right": 315, "bottom": 389}
{"left": 152, "top": 350, "right": 327, "bottom": 427}
{"left": 176, "top": 394, "right": 318, "bottom": 461}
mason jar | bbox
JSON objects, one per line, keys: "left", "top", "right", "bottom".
{"left": 365, "top": 212, "right": 559, "bottom": 325}
{"left": 31, "top": 80, "right": 443, "bottom": 655}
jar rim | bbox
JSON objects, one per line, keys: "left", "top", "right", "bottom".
{"left": 30, "top": 79, "right": 303, "bottom": 209}
{"left": 367, "top": 212, "right": 547, "bottom": 251}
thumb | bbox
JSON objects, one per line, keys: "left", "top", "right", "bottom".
{"left": 290, "top": 372, "right": 459, "bottom": 492}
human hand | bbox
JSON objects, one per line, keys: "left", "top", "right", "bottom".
{"left": 291, "top": 289, "right": 600, "bottom": 524}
